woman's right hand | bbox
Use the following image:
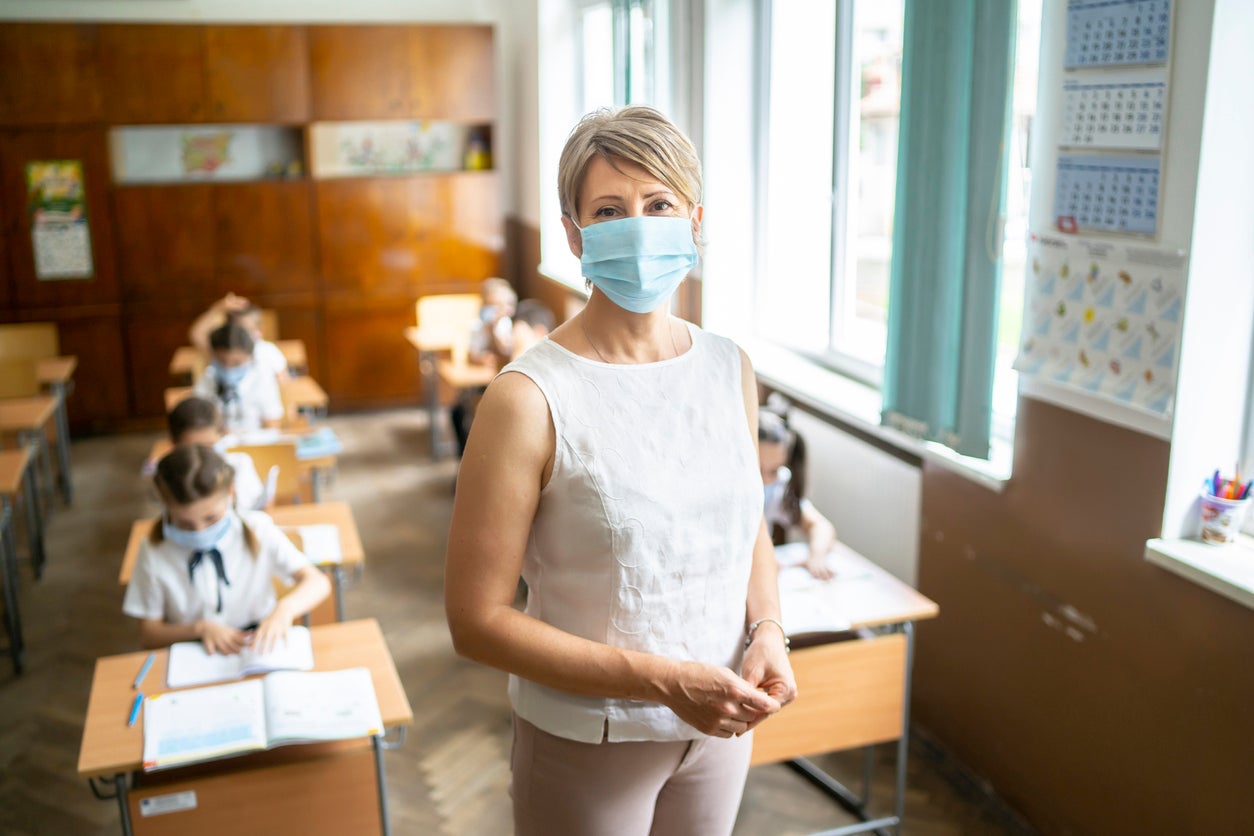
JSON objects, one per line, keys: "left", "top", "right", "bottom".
{"left": 661, "top": 660, "right": 782, "bottom": 738}
{"left": 198, "top": 620, "right": 246, "bottom": 655}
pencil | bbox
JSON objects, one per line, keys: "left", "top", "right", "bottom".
{"left": 133, "top": 652, "right": 156, "bottom": 689}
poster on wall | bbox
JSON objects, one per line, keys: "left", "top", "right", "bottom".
{"left": 26, "top": 160, "right": 94, "bottom": 281}
{"left": 1014, "top": 232, "right": 1187, "bottom": 416}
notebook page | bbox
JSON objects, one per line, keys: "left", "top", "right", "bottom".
{"left": 142, "top": 679, "right": 267, "bottom": 770}
{"left": 166, "top": 626, "right": 314, "bottom": 688}
{"left": 262, "top": 668, "right": 383, "bottom": 745}
{"left": 296, "top": 524, "right": 343, "bottom": 565}
{"left": 240, "top": 625, "right": 315, "bottom": 677}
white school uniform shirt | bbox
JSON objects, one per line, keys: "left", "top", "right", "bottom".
{"left": 225, "top": 451, "right": 265, "bottom": 511}
{"left": 499, "top": 323, "right": 764, "bottom": 743}
{"left": 254, "top": 339, "right": 288, "bottom": 377}
{"left": 122, "top": 510, "right": 312, "bottom": 629}
{"left": 193, "top": 363, "right": 284, "bottom": 432}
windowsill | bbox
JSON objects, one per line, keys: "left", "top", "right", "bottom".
{"left": 744, "top": 337, "right": 1012, "bottom": 491}
{"left": 537, "top": 261, "right": 587, "bottom": 296}
{"left": 1145, "top": 536, "right": 1254, "bottom": 611}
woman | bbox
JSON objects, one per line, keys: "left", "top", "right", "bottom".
{"left": 445, "top": 106, "right": 796, "bottom": 836}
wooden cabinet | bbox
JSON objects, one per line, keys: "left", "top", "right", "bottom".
{"left": 52, "top": 310, "right": 131, "bottom": 427}
{"left": 0, "top": 24, "right": 102, "bottom": 126}
{"left": 213, "top": 181, "right": 316, "bottom": 297}
{"left": 204, "top": 26, "right": 310, "bottom": 123}
{"left": 0, "top": 128, "right": 119, "bottom": 309}
{"left": 112, "top": 185, "right": 216, "bottom": 302}
{"left": 97, "top": 25, "right": 208, "bottom": 124}
{"left": 322, "top": 305, "right": 422, "bottom": 406}
{"left": 308, "top": 25, "right": 495, "bottom": 121}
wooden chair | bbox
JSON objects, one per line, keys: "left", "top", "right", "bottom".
{"left": 275, "top": 530, "right": 340, "bottom": 627}
{"left": 227, "top": 442, "right": 312, "bottom": 506}
{"left": 0, "top": 358, "right": 41, "bottom": 399}
{"left": 414, "top": 293, "right": 482, "bottom": 352}
{"left": 0, "top": 323, "right": 58, "bottom": 361}
{"left": 259, "top": 309, "right": 280, "bottom": 342}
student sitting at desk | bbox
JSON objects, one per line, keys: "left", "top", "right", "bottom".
{"left": 193, "top": 322, "right": 284, "bottom": 433}
{"left": 759, "top": 407, "right": 839, "bottom": 580}
{"left": 156, "top": 396, "right": 266, "bottom": 511}
{"left": 467, "top": 277, "right": 518, "bottom": 366}
{"left": 123, "top": 445, "right": 330, "bottom": 654}
{"left": 190, "top": 292, "right": 290, "bottom": 381}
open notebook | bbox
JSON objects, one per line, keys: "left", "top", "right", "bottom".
{"left": 142, "top": 667, "right": 383, "bottom": 771}
{"left": 167, "top": 625, "right": 314, "bottom": 688}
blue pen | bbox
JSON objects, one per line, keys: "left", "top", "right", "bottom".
{"left": 133, "top": 652, "right": 155, "bottom": 689}
{"left": 127, "top": 693, "right": 144, "bottom": 727}
{"left": 1211, "top": 469, "right": 1221, "bottom": 496}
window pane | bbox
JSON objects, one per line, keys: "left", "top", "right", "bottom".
{"left": 834, "top": 0, "right": 904, "bottom": 368}
{"left": 627, "top": 1, "right": 653, "bottom": 104}
{"left": 581, "top": 3, "right": 615, "bottom": 112}
{"left": 759, "top": 0, "right": 837, "bottom": 355}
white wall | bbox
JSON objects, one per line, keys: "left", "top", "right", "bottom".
{"left": 0, "top": 0, "right": 542, "bottom": 225}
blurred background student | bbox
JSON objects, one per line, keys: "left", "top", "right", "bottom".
{"left": 194, "top": 322, "right": 284, "bottom": 433}
{"left": 468, "top": 277, "right": 518, "bottom": 366}
{"left": 160, "top": 396, "right": 266, "bottom": 511}
{"left": 758, "top": 406, "right": 838, "bottom": 580}
{"left": 190, "top": 292, "right": 289, "bottom": 381}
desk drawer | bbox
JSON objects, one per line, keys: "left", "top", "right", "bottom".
{"left": 750, "top": 632, "right": 907, "bottom": 766}
{"left": 127, "top": 738, "right": 381, "bottom": 835}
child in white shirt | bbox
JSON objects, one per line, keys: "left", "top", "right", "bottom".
{"left": 123, "top": 445, "right": 330, "bottom": 654}
{"left": 193, "top": 322, "right": 285, "bottom": 433}
{"left": 190, "top": 293, "right": 290, "bottom": 381}
{"left": 165, "top": 396, "right": 266, "bottom": 511}
{"left": 759, "top": 407, "right": 839, "bottom": 580}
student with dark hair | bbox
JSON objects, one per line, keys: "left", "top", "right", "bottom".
{"left": 758, "top": 408, "right": 838, "bottom": 580}
{"left": 189, "top": 293, "right": 289, "bottom": 380}
{"left": 123, "top": 445, "right": 329, "bottom": 654}
{"left": 193, "top": 322, "right": 284, "bottom": 432}
{"left": 162, "top": 397, "right": 265, "bottom": 511}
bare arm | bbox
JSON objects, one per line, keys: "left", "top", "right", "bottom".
{"left": 137, "top": 618, "right": 246, "bottom": 655}
{"left": 799, "top": 503, "right": 838, "bottom": 579}
{"left": 444, "top": 371, "right": 779, "bottom": 736}
{"left": 253, "top": 565, "right": 332, "bottom": 652}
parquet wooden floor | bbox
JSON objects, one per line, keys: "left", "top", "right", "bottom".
{"left": 0, "top": 410, "right": 1035, "bottom": 835}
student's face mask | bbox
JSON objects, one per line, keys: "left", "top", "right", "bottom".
{"left": 762, "top": 466, "right": 792, "bottom": 510}
{"left": 213, "top": 360, "right": 252, "bottom": 386}
{"left": 577, "top": 216, "right": 698, "bottom": 314}
{"left": 163, "top": 510, "right": 232, "bottom": 552}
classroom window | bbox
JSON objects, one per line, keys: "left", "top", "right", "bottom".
{"left": 757, "top": 0, "right": 1043, "bottom": 441}
{"left": 578, "top": 0, "right": 670, "bottom": 113}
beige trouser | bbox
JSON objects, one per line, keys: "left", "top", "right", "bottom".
{"left": 510, "top": 714, "right": 754, "bottom": 836}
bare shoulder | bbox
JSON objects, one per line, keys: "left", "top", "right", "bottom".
{"left": 463, "top": 370, "right": 555, "bottom": 470}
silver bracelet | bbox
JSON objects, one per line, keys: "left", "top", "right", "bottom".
{"left": 745, "top": 617, "right": 790, "bottom": 652}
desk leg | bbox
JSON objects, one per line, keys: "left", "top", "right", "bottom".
{"left": 333, "top": 566, "right": 346, "bottom": 622}
{"left": 420, "top": 350, "right": 443, "bottom": 460}
{"left": 373, "top": 734, "right": 392, "bottom": 836}
{"left": 115, "top": 773, "right": 134, "bottom": 836}
{"left": 0, "top": 500, "right": 24, "bottom": 675}
{"left": 893, "top": 621, "right": 916, "bottom": 835}
{"left": 21, "top": 460, "right": 46, "bottom": 579}
{"left": 311, "top": 467, "right": 325, "bottom": 503}
{"left": 50, "top": 382, "right": 73, "bottom": 505}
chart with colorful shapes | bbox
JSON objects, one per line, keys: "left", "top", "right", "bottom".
{"left": 1014, "top": 233, "right": 1186, "bottom": 416}
{"left": 1065, "top": 0, "right": 1171, "bottom": 69}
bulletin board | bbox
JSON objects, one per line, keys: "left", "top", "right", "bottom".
{"left": 1014, "top": 232, "right": 1186, "bottom": 416}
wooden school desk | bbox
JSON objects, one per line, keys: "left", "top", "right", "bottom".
{"left": 0, "top": 395, "right": 58, "bottom": 522}
{"left": 146, "top": 436, "right": 338, "bottom": 504}
{"left": 0, "top": 444, "right": 45, "bottom": 581}
{"left": 0, "top": 448, "right": 33, "bottom": 673}
{"left": 403, "top": 326, "right": 453, "bottom": 458}
{"left": 750, "top": 545, "right": 938, "bottom": 836}
{"left": 34, "top": 355, "right": 77, "bottom": 504}
{"left": 118, "top": 501, "right": 364, "bottom": 623}
{"left": 77, "top": 618, "right": 413, "bottom": 836}
{"left": 164, "top": 380, "right": 329, "bottom": 425}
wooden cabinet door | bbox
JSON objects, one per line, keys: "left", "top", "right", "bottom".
{"left": 409, "top": 26, "right": 496, "bottom": 121}
{"left": 213, "top": 180, "right": 316, "bottom": 298}
{"left": 97, "top": 25, "right": 207, "bottom": 124}
{"left": 0, "top": 128, "right": 119, "bottom": 309}
{"left": 111, "top": 185, "right": 216, "bottom": 302}
{"left": 307, "top": 26, "right": 412, "bottom": 120}
{"left": 322, "top": 304, "right": 421, "bottom": 407}
{"left": 124, "top": 313, "right": 207, "bottom": 418}
{"left": 0, "top": 24, "right": 103, "bottom": 126}
{"left": 53, "top": 310, "right": 131, "bottom": 427}
{"left": 204, "top": 26, "right": 309, "bottom": 123}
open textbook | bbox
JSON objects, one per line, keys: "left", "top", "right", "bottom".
{"left": 143, "top": 667, "right": 382, "bottom": 771}
{"left": 167, "top": 625, "right": 314, "bottom": 688}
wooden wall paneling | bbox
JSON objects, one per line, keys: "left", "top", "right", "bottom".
{"left": 112, "top": 185, "right": 216, "bottom": 303}
{"left": 204, "top": 26, "right": 310, "bottom": 123}
{"left": 34, "top": 307, "right": 130, "bottom": 428}
{"left": 321, "top": 304, "right": 421, "bottom": 407}
{"left": 0, "top": 127, "right": 119, "bottom": 308}
{"left": 212, "top": 180, "right": 316, "bottom": 298}
{"left": 123, "top": 312, "right": 206, "bottom": 419}
{"left": 430, "top": 172, "right": 504, "bottom": 284}
{"left": 0, "top": 197, "right": 10, "bottom": 311}
{"left": 410, "top": 26, "right": 496, "bottom": 122}
{"left": 269, "top": 304, "right": 324, "bottom": 383}
{"left": 97, "top": 25, "right": 207, "bottom": 124}
{"left": 307, "top": 26, "right": 412, "bottom": 120}
{"left": 0, "top": 24, "right": 102, "bottom": 126}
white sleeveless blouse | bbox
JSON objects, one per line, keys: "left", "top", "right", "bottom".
{"left": 499, "top": 323, "right": 763, "bottom": 743}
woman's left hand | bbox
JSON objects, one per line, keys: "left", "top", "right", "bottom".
{"left": 740, "top": 624, "right": 797, "bottom": 730}
{"left": 251, "top": 607, "right": 292, "bottom": 654}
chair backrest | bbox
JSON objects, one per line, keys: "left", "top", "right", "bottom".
{"left": 0, "top": 358, "right": 40, "bottom": 398}
{"left": 226, "top": 442, "right": 310, "bottom": 505}
{"left": 415, "top": 294, "right": 482, "bottom": 350}
{"left": 0, "top": 323, "right": 59, "bottom": 360}
{"left": 258, "top": 309, "right": 280, "bottom": 342}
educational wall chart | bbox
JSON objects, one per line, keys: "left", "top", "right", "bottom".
{"left": 1065, "top": 0, "right": 1171, "bottom": 69}
{"left": 1014, "top": 232, "right": 1186, "bottom": 416}
{"left": 26, "top": 160, "right": 93, "bottom": 280}
{"left": 1053, "top": 154, "right": 1160, "bottom": 236}
{"left": 1060, "top": 67, "right": 1167, "bottom": 150}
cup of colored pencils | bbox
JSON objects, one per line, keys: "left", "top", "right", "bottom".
{"left": 1199, "top": 469, "right": 1252, "bottom": 545}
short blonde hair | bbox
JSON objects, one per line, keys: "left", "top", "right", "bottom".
{"left": 557, "top": 106, "right": 702, "bottom": 221}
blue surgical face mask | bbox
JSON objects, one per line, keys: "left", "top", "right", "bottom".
{"left": 213, "top": 360, "right": 251, "bottom": 386}
{"left": 163, "top": 511, "right": 232, "bottom": 552}
{"left": 763, "top": 466, "right": 792, "bottom": 511}
{"left": 578, "top": 216, "right": 698, "bottom": 314}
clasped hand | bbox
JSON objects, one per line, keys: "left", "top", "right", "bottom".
{"left": 666, "top": 639, "right": 797, "bottom": 739}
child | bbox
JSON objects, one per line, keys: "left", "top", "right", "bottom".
{"left": 166, "top": 397, "right": 266, "bottom": 511}
{"left": 759, "top": 407, "right": 839, "bottom": 580}
{"left": 193, "top": 321, "right": 285, "bottom": 433}
{"left": 467, "top": 277, "right": 518, "bottom": 365}
{"left": 190, "top": 293, "right": 289, "bottom": 381}
{"left": 123, "top": 445, "right": 330, "bottom": 654}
